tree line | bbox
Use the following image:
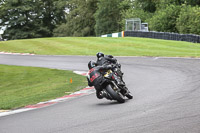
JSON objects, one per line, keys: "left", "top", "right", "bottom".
{"left": 0, "top": 0, "right": 200, "bottom": 40}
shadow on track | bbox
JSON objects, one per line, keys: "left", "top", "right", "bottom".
{"left": 95, "top": 99, "right": 131, "bottom": 106}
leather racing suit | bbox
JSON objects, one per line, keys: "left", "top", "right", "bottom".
{"left": 96, "top": 55, "right": 124, "bottom": 86}
{"left": 96, "top": 55, "right": 117, "bottom": 66}
{"left": 87, "top": 65, "right": 112, "bottom": 99}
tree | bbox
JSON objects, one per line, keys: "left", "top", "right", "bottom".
{"left": 148, "top": 4, "right": 181, "bottom": 32}
{"left": 0, "top": 0, "right": 41, "bottom": 39}
{"left": 176, "top": 5, "right": 200, "bottom": 35}
{"left": 54, "top": 0, "right": 98, "bottom": 37}
{"left": 121, "top": 0, "right": 200, "bottom": 34}
{"left": 157, "top": 0, "right": 200, "bottom": 8}
{"left": 95, "top": 0, "right": 123, "bottom": 36}
{"left": 134, "top": 0, "right": 157, "bottom": 13}
{"left": 0, "top": 0, "right": 66, "bottom": 40}
{"left": 38, "top": 0, "right": 66, "bottom": 35}
{"left": 186, "top": 0, "right": 200, "bottom": 6}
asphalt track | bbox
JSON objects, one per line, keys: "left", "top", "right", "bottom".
{"left": 0, "top": 54, "right": 200, "bottom": 133}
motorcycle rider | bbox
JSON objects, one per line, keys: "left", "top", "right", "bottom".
{"left": 96, "top": 52, "right": 117, "bottom": 66}
{"left": 96, "top": 52, "right": 125, "bottom": 86}
{"left": 87, "top": 60, "right": 112, "bottom": 99}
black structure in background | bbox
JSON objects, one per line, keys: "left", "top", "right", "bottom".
{"left": 124, "top": 31, "right": 200, "bottom": 43}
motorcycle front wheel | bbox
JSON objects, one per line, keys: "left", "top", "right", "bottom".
{"left": 105, "top": 84, "right": 125, "bottom": 103}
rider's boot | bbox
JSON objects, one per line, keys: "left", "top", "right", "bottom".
{"left": 99, "top": 90, "right": 112, "bottom": 100}
{"left": 99, "top": 91, "right": 106, "bottom": 98}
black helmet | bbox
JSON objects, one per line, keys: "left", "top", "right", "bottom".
{"left": 96, "top": 52, "right": 104, "bottom": 58}
{"left": 88, "top": 60, "right": 96, "bottom": 69}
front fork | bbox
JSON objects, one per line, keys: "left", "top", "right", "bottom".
{"left": 111, "top": 81, "right": 122, "bottom": 93}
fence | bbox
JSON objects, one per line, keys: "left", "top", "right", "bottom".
{"left": 124, "top": 31, "right": 200, "bottom": 43}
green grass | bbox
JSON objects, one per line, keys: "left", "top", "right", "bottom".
{"left": 0, "top": 65, "right": 87, "bottom": 110}
{"left": 0, "top": 37, "right": 200, "bottom": 57}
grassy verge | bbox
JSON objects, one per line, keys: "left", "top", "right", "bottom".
{"left": 0, "top": 37, "right": 200, "bottom": 57}
{"left": 0, "top": 65, "right": 87, "bottom": 110}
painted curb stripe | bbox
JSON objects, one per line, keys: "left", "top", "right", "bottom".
{"left": 81, "top": 87, "right": 94, "bottom": 90}
{"left": 59, "top": 93, "right": 85, "bottom": 99}
{"left": 81, "top": 73, "right": 88, "bottom": 76}
{"left": 0, "top": 110, "right": 9, "bottom": 113}
{"left": 0, "top": 108, "right": 33, "bottom": 117}
{"left": 73, "top": 71, "right": 88, "bottom": 76}
{"left": 25, "top": 102, "right": 56, "bottom": 109}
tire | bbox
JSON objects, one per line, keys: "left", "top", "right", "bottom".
{"left": 105, "top": 84, "right": 125, "bottom": 103}
{"left": 123, "top": 86, "right": 133, "bottom": 99}
{"left": 126, "top": 93, "right": 133, "bottom": 99}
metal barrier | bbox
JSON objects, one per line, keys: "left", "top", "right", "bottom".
{"left": 124, "top": 31, "right": 200, "bottom": 43}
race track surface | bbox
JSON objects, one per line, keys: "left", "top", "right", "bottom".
{"left": 0, "top": 54, "right": 200, "bottom": 133}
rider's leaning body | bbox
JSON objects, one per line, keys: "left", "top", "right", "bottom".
{"left": 87, "top": 61, "right": 112, "bottom": 99}
{"left": 96, "top": 52, "right": 124, "bottom": 85}
{"left": 96, "top": 52, "right": 117, "bottom": 66}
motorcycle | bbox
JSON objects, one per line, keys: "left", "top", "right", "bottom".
{"left": 100, "top": 66, "right": 133, "bottom": 103}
